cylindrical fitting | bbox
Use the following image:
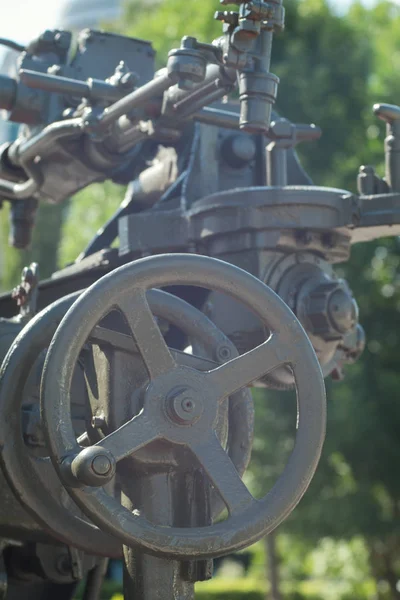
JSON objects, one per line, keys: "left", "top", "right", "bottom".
{"left": 385, "top": 123, "right": 400, "bottom": 192}
{"left": 238, "top": 70, "right": 279, "bottom": 134}
{"left": 357, "top": 165, "right": 376, "bottom": 195}
{"left": 167, "top": 44, "right": 207, "bottom": 91}
{"left": 9, "top": 197, "right": 38, "bottom": 249}
{"left": 267, "top": 145, "right": 287, "bottom": 186}
{"left": 373, "top": 103, "right": 400, "bottom": 192}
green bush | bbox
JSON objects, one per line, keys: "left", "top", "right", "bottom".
{"left": 84, "top": 579, "right": 329, "bottom": 600}
{"left": 196, "top": 578, "right": 266, "bottom": 599}
{"left": 75, "top": 574, "right": 374, "bottom": 600}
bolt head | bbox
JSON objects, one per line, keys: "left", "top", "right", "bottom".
{"left": 305, "top": 280, "right": 358, "bottom": 340}
{"left": 181, "top": 397, "right": 195, "bottom": 413}
{"left": 167, "top": 387, "right": 204, "bottom": 425}
{"left": 91, "top": 454, "right": 112, "bottom": 476}
{"left": 327, "top": 288, "right": 357, "bottom": 334}
{"left": 56, "top": 554, "right": 71, "bottom": 575}
{"left": 216, "top": 345, "right": 232, "bottom": 362}
{"left": 70, "top": 446, "right": 116, "bottom": 487}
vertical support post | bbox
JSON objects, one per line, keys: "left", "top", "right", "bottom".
{"left": 264, "top": 533, "right": 281, "bottom": 600}
{"left": 0, "top": 550, "right": 7, "bottom": 600}
{"left": 373, "top": 103, "right": 400, "bottom": 192}
{"left": 122, "top": 468, "right": 212, "bottom": 600}
{"left": 266, "top": 143, "right": 288, "bottom": 186}
{"left": 82, "top": 559, "right": 109, "bottom": 600}
{"left": 266, "top": 120, "right": 321, "bottom": 186}
{"left": 238, "top": 30, "right": 279, "bottom": 135}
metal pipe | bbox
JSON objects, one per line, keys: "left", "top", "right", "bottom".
{"left": 9, "top": 118, "right": 82, "bottom": 165}
{"left": 19, "top": 69, "right": 123, "bottom": 103}
{"left": 122, "top": 473, "right": 196, "bottom": 600}
{"left": 173, "top": 84, "right": 232, "bottom": 119}
{"left": 0, "top": 119, "right": 82, "bottom": 200}
{"left": 173, "top": 79, "right": 222, "bottom": 113}
{"left": 266, "top": 145, "right": 287, "bottom": 186}
{"left": 164, "top": 64, "right": 236, "bottom": 109}
{"left": 258, "top": 29, "right": 273, "bottom": 73}
{"left": 99, "top": 73, "right": 173, "bottom": 129}
{"left": 82, "top": 559, "right": 109, "bottom": 600}
{"left": 193, "top": 107, "right": 240, "bottom": 130}
{"left": 0, "top": 176, "right": 39, "bottom": 200}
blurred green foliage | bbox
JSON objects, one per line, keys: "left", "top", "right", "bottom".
{"left": 59, "top": 182, "right": 124, "bottom": 267}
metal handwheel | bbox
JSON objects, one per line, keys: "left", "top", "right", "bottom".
{"left": 41, "top": 254, "right": 326, "bottom": 559}
{"left": 0, "top": 292, "right": 120, "bottom": 557}
{"left": 0, "top": 285, "right": 252, "bottom": 555}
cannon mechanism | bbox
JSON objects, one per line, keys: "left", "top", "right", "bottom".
{"left": 0, "top": 1, "right": 398, "bottom": 598}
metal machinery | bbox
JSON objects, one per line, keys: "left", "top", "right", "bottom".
{"left": 0, "top": 1, "right": 398, "bottom": 599}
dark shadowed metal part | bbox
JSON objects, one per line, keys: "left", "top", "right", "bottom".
{"left": 0, "top": 284, "right": 252, "bottom": 558}
{"left": 0, "top": 292, "right": 121, "bottom": 557}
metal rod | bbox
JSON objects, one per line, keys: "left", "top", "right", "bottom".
{"left": 0, "top": 176, "right": 39, "bottom": 200}
{"left": 164, "top": 64, "right": 236, "bottom": 109}
{"left": 0, "top": 119, "right": 82, "bottom": 200}
{"left": 10, "top": 118, "right": 82, "bottom": 164}
{"left": 266, "top": 145, "right": 287, "bottom": 186}
{"left": 173, "top": 79, "right": 221, "bottom": 114}
{"left": 175, "top": 86, "right": 231, "bottom": 119}
{"left": 193, "top": 107, "right": 240, "bottom": 130}
{"left": 99, "top": 73, "right": 173, "bottom": 129}
{"left": 20, "top": 69, "right": 91, "bottom": 97}
{"left": 82, "top": 559, "right": 109, "bottom": 600}
{"left": 122, "top": 472, "right": 195, "bottom": 600}
{"left": 19, "top": 69, "right": 123, "bottom": 103}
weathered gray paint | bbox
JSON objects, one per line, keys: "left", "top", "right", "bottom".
{"left": 0, "top": 2, "right": 398, "bottom": 598}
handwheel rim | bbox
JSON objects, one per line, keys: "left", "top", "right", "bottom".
{"left": 0, "top": 293, "right": 122, "bottom": 557}
{"left": 0, "top": 287, "right": 251, "bottom": 554}
{"left": 41, "top": 254, "right": 326, "bottom": 559}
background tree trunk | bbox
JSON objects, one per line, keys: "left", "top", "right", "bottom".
{"left": 265, "top": 533, "right": 282, "bottom": 600}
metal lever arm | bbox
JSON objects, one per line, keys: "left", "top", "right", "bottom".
{"left": 19, "top": 69, "right": 127, "bottom": 104}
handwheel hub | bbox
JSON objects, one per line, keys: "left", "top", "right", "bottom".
{"left": 143, "top": 366, "right": 218, "bottom": 439}
{"left": 166, "top": 386, "right": 204, "bottom": 425}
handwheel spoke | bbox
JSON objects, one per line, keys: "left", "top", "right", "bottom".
{"left": 118, "top": 289, "right": 176, "bottom": 380}
{"left": 94, "top": 412, "right": 158, "bottom": 462}
{"left": 204, "top": 334, "right": 291, "bottom": 400}
{"left": 191, "top": 433, "right": 254, "bottom": 516}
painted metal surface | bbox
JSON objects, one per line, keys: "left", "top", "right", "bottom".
{"left": 0, "top": 1, "right": 398, "bottom": 597}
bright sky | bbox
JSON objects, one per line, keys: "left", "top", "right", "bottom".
{"left": 0, "top": 0, "right": 63, "bottom": 44}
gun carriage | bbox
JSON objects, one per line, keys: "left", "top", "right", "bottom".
{"left": 0, "top": 2, "right": 398, "bottom": 599}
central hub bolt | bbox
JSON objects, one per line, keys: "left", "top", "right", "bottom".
{"left": 166, "top": 387, "right": 204, "bottom": 425}
{"left": 181, "top": 397, "right": 195, "bottom": 412}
